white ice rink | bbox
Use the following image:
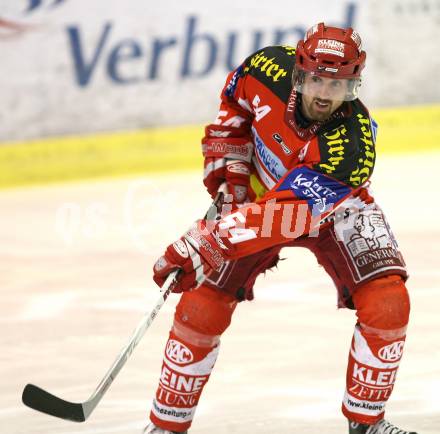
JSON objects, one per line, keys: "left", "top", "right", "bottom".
{"left": 1, "top": 152, "right": 439, "bottom": 434}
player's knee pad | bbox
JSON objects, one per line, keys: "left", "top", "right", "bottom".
{"left": 173, "top": 285, "right": 238, "bottom": 346}
{"left": 353, "top": 275, "right": 410, "bottom": 338}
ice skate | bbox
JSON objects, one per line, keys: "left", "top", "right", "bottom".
{"left": 349, "top": 419, "right": 417, "bottom": 434}
{"left": 143, "top": 422, "right": 187, "bottom": 434}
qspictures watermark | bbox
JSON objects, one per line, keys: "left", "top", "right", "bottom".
{"left": 54, "top": 179, "right": 180, "bottom": 253}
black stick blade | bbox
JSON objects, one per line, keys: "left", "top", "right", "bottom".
{"left": 22, "top": 384, "right": 86, "bottom": 422}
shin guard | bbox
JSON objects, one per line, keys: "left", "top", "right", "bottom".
{"left": 150, "top": 326, "right": 220, "bottom": 432}
{"left": 342, "top": 276, "right": 410, "bottom": 425}
{"left": 150, "top": 286, "right": 237, "bottom": 432}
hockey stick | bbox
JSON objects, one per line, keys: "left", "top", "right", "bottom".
{"left": 22, "top": 186, "right": 226, "bottom": 422}
{"left": 22, "top": 270, "right": 178, "bottom": 422}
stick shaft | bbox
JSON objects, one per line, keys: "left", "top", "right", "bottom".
{"left": 88, "top": 271, "right": 177, "bottom": 404}
{"left": 22, "top": 187, "right": 225, "bottom": 422}
{"left": 83, "top": 188, "right": 225, "bottom": 414}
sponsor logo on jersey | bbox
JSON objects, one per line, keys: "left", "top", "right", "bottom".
{"left": 272, "top": 133, "right": 292, "bottom": 155}
{"left": 318, "top": 124, "right": 350, "bottom": 175}
{"left": 378, "top": 341, "right": 405, "bottom": 362}
{"left": 252, "top": 127, "right": 288, "bottom": 182}
{"left": 349, "top": 114, "right": 376, "bottom": 186}
{"left": 244, "top": 50, "right": 288, "bottom": 82}
{"left": 318, "top": 114, "right": 376, "bottom": 187}
{"left": 166, "top": 340, "right": 194, "bottom": 364}
{"left": 277, "top": 166, "right": 351, "bottom": 214}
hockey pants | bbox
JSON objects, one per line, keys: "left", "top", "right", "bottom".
{"left": 149, "top": 205, "right": 410, "bottom": 431}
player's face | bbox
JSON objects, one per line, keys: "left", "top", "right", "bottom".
{"left": 300, "top": 74, "right": 349, "bottom": 121}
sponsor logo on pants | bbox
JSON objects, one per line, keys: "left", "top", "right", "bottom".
{"left": 334, "top": 208, "right": 406, "bottom": 282}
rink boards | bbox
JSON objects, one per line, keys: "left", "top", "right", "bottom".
{"left": 1, "top": 104, "right": 439, "bottom": 189}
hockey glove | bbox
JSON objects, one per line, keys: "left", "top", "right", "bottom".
{"left": 153, "top": 220, "right": 229, "bottom": 293}
{"left": 203, "top": 158, "right": 256, "bottom": 206}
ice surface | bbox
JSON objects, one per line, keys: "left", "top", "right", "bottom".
{"left": 1, "top": 152, "right": 439, "bottom": 434}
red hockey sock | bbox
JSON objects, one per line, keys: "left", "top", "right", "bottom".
{"left": 150, "top": 327, "right": 219, "bottom": 432}
{"left": 150, "top": 285, "right": 237, "bottom": 431}
{"left": 342, "top": 276, "right": 410, "bottom": 424}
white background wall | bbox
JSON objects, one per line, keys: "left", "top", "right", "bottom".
{"left": 0, "top": 0, "right": 439, "bottom": 141}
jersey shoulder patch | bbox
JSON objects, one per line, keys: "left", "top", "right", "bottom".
{"left": 314, "top": 100, "right": 377, "bottom": 187}
{"left": 242, "top": 45, "right": 295, "bottom": 102}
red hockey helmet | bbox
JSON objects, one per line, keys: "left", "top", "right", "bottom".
{"left": 293, "top": 23, "right": 366, "bottom": 100}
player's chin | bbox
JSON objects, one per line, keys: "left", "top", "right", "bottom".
{"left": 311, "top": 109, "right": 332, "bottom": 122}
{"left": 306, "top": 102, "right": 332, "bottom": 121}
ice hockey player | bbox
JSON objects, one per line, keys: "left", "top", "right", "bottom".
{"left": 144, "top": 23, "right": 417, "bottom": 434}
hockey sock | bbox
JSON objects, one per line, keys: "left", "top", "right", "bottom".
{"left": 150, "top": 326, "right": 220, "bottom": 432}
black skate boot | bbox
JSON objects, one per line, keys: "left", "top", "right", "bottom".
{"left": 348, "top": 419, "right": 417, "bottom": 434}
{"left": 143, "top": 422, "right": 188, "bottom": 434}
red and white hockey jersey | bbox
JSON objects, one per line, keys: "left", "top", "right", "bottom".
{"left": 202, "top": 45, "right": 378, "bottom": 259}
